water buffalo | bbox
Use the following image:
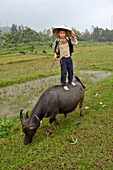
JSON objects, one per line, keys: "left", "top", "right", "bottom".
{"left": 20, "top": 76, "right": 85, "bottom": 145}
{"left": 43, "top": 50, "right": 47, "bottom": 54}
{"left": 30, "top": 49, "right": 33, "bottom": 53}
{"left": 19, "top": 51, "right": 25, "bottom": 55}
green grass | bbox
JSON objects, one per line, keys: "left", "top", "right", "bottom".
{"left": 0, "top": 74, "right": 113, "bottom": 169}
{"left": 0, "top": 42, "right": 113, "bottom": 87}
{"left": 0, "top": 42, "right": 113, "bottom": 169}
{"left": 0, "top": 70, "right": 60, "bottom": 87}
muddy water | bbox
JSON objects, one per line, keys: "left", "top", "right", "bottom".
{"left": 0, "top": 70, "right": 112, "bottom": 116}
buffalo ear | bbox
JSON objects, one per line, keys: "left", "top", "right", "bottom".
{"left": 25, "top": 111, "right": 29, "bottom": 121}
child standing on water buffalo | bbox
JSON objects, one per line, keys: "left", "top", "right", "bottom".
{"left": 52, "top": 25, "right": 78, "bottom": 90}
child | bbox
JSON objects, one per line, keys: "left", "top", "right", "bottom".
{"left": 52, "top": 25, "right": 78, "bottom": 90}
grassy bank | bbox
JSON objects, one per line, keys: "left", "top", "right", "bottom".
{"left": 0, "top": 74, "right": 113, "bottom": 169}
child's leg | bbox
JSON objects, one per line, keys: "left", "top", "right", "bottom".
{"left": 67, "top": 57, "right": 73, "bottom": 83}
{"left": 60, "top": 57, "right": 67, "bottom": 86}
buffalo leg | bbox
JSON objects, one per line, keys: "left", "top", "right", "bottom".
{"left": 79, "top": 100, "right": 84, "bottom": 117}
{"left": 53, "top": 117, "right": 58, "bottom": 126}
{"left": 45, "top": 116, "right": 56, "bottom": 136}
{"left": 61, "top": 113, "right": 67, "bottom": 119}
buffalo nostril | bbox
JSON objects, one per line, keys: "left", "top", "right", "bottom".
{"left": 29, "top": 140, "right": 32, "bottom": 144}
{"left": 24, "top": 140, "right": 29, "bottom": 145}
{"left": 24, "top": 139, "right": 32, "bottom": 145}
{"left": 24, "top": 141, "right": 28, "bottom": 145}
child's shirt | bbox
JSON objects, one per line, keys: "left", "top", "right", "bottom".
{"left": 53, "top": 35, "right": 78, "bottom": 58}
{"left": 58, "top": 39, "right": 70, "bottom": 58}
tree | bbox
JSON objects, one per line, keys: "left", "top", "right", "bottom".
{"left": 71, "top": 27, "right": 82, "bottom": 41}
{"left": 81, "top": 29, "right": 91, "bottom": 41}
{"left": 47, "top": 29, "right": 51, "bottom": 36}
{"left": 104, "top": 29, "right": 113, "bottom": 41}
{"left": 91, "top": 27, "right": 113, "bottom": 42}
{"left": 1, "top": 32, "right": 12, "bottom": 43}
{"left": 10, "top": 24, "right": 18, "bottom": 35}
{"left": 13, "top": 32, "right": 21, "bottom": 42}
{"left": 91, "top": 27, "right": 103, "bottom": 41}
{"left": 19, "top": 27, "right": 39, "bottom": 43}
{"left": 42, "top": 29, "right": 47, "bottom": 35}
{"left": 1, "top": 23, "right": 113, "bottom": 45}
{"left": 18, "top": 24, "right": 24, "bottom": 32}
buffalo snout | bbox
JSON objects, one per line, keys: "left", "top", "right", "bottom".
{"left": 24, "top": 134, "right": 32, "bottom": 145}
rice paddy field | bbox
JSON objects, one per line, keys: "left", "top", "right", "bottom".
{"left": 0, "top": 41, "right": 113, "bottom": 169}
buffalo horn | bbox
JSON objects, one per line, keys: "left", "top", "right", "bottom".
{"left": 20, "top": 110, "right": 24, "bottom": 125}
{"left": 25, "top": 111, "right": 29, "bottom": 121}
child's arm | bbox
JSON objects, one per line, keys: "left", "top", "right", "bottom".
{"left": 54, "top": 52, "right": 58, "bottom": 60}
{"left": 52, "top": 39, "right": 57, "bottom": 51}
{"left": 71, "top": 31, "right": 78, "bottom": 45}
{"left": 52, "top": 39, "right": 60, "bottom": 60}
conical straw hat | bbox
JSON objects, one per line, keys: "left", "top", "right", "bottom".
{"left": 52, "top": 25, "right": 72, "bottom": 38}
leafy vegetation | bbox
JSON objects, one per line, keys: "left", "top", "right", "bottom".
{"left": 0, "top": 24, "right": 113, "bottom": 46}
{"left": 0, "top": 24, "right": 55, "bottom": 45}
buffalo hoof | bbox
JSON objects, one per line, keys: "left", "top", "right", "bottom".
{"left": 61, "top": 116, "right": 67, "bottom": 119}
{"left": 24, "top": 142, "right": 29, "bottom": 145}
{"left": 44, "top": 131, "right": 52, "bottom": 137}
{"left": 24, "top": 141, "right": 32, "bottom": 145}
{"left": 75, "top": 123, "right": 81, "bottom": 126}
{"left": 79, "top": 115, "right": 84, "bottom": 119}
{"left": 53, "top": 122, "right": 58, "bottom": 126}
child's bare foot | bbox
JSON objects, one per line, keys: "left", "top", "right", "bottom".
{"left": 63, "top": 86, "right": 69, "bottom": 90}
{"left": 70, "top": 82, "right": 76, "bottom": 86}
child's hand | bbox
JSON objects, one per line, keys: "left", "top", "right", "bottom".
{"left": 54, "top": 53, "right": 58, "bottom": 60}
{"left": 71, "top": 31, "right": 75, "bottom": 37}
